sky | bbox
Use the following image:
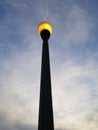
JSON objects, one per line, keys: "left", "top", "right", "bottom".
{"left": 0, "top": 0, "right": 98, "bottom": 130}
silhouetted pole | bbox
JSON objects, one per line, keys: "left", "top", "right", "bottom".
{"left": 38, "top": 22, "right": 54, "bottom": 130}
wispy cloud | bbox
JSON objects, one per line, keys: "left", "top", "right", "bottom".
{"left": 52, "top": 56, "right": 98, "bottom": 130}
{"left": 52, "top": 4, "right": 95, "bottom": 47}
{"left": 0, "top": 111, "right": 37, "bottom": 130}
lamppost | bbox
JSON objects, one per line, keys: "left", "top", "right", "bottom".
{"left": 38, "top": 22, "right": 54, "bottom": 130}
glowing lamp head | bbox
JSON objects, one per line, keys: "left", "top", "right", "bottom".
{"left": 38, "top": 22, "right": 53, "bottom": 35}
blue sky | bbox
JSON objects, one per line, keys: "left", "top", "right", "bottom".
{"left": 0, "top": 0, "right": 98, "bottom": 130}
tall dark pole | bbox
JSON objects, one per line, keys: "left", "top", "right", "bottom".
{"left": 38, "top": 22, "right": 54, "bottom": 130}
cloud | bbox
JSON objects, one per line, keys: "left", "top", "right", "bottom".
{"left": 86, "top": 109, "right": 98, "bottom": 125}
{"left": 0, "top": 111, "right": 37, "bottom": 130}
{"left": 0, "top": 48, "right": 41, "bottom": 124}
{"left": 62, "top": 5, "right": 94, "bottom": 45}
{"left": 1, "top": 48, "right": 97, "bottom": 130}
{"left": 52, "top": 56, "right": 98, "bottom": 130}
{"left": 45, "top": 3, "right": 95, "bottom": 50}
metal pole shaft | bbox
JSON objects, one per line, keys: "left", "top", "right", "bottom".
{"left": 38, "top": 30, "right": 54, "bottom": 130}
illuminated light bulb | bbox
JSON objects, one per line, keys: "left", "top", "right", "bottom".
{"left": 38, "top": 22, "right": 53, "bottom": 35}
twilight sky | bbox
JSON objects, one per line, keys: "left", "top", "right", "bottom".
{"left": 0, "top": 0, "right": 98, "bottom": 130}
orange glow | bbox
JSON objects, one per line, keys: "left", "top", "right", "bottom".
{"left": 38, "top": 22, "right": 53, "bottom": 35}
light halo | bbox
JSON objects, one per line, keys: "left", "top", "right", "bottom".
{"left": 38, "top": 22, "right": 53, "bottom": 35}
